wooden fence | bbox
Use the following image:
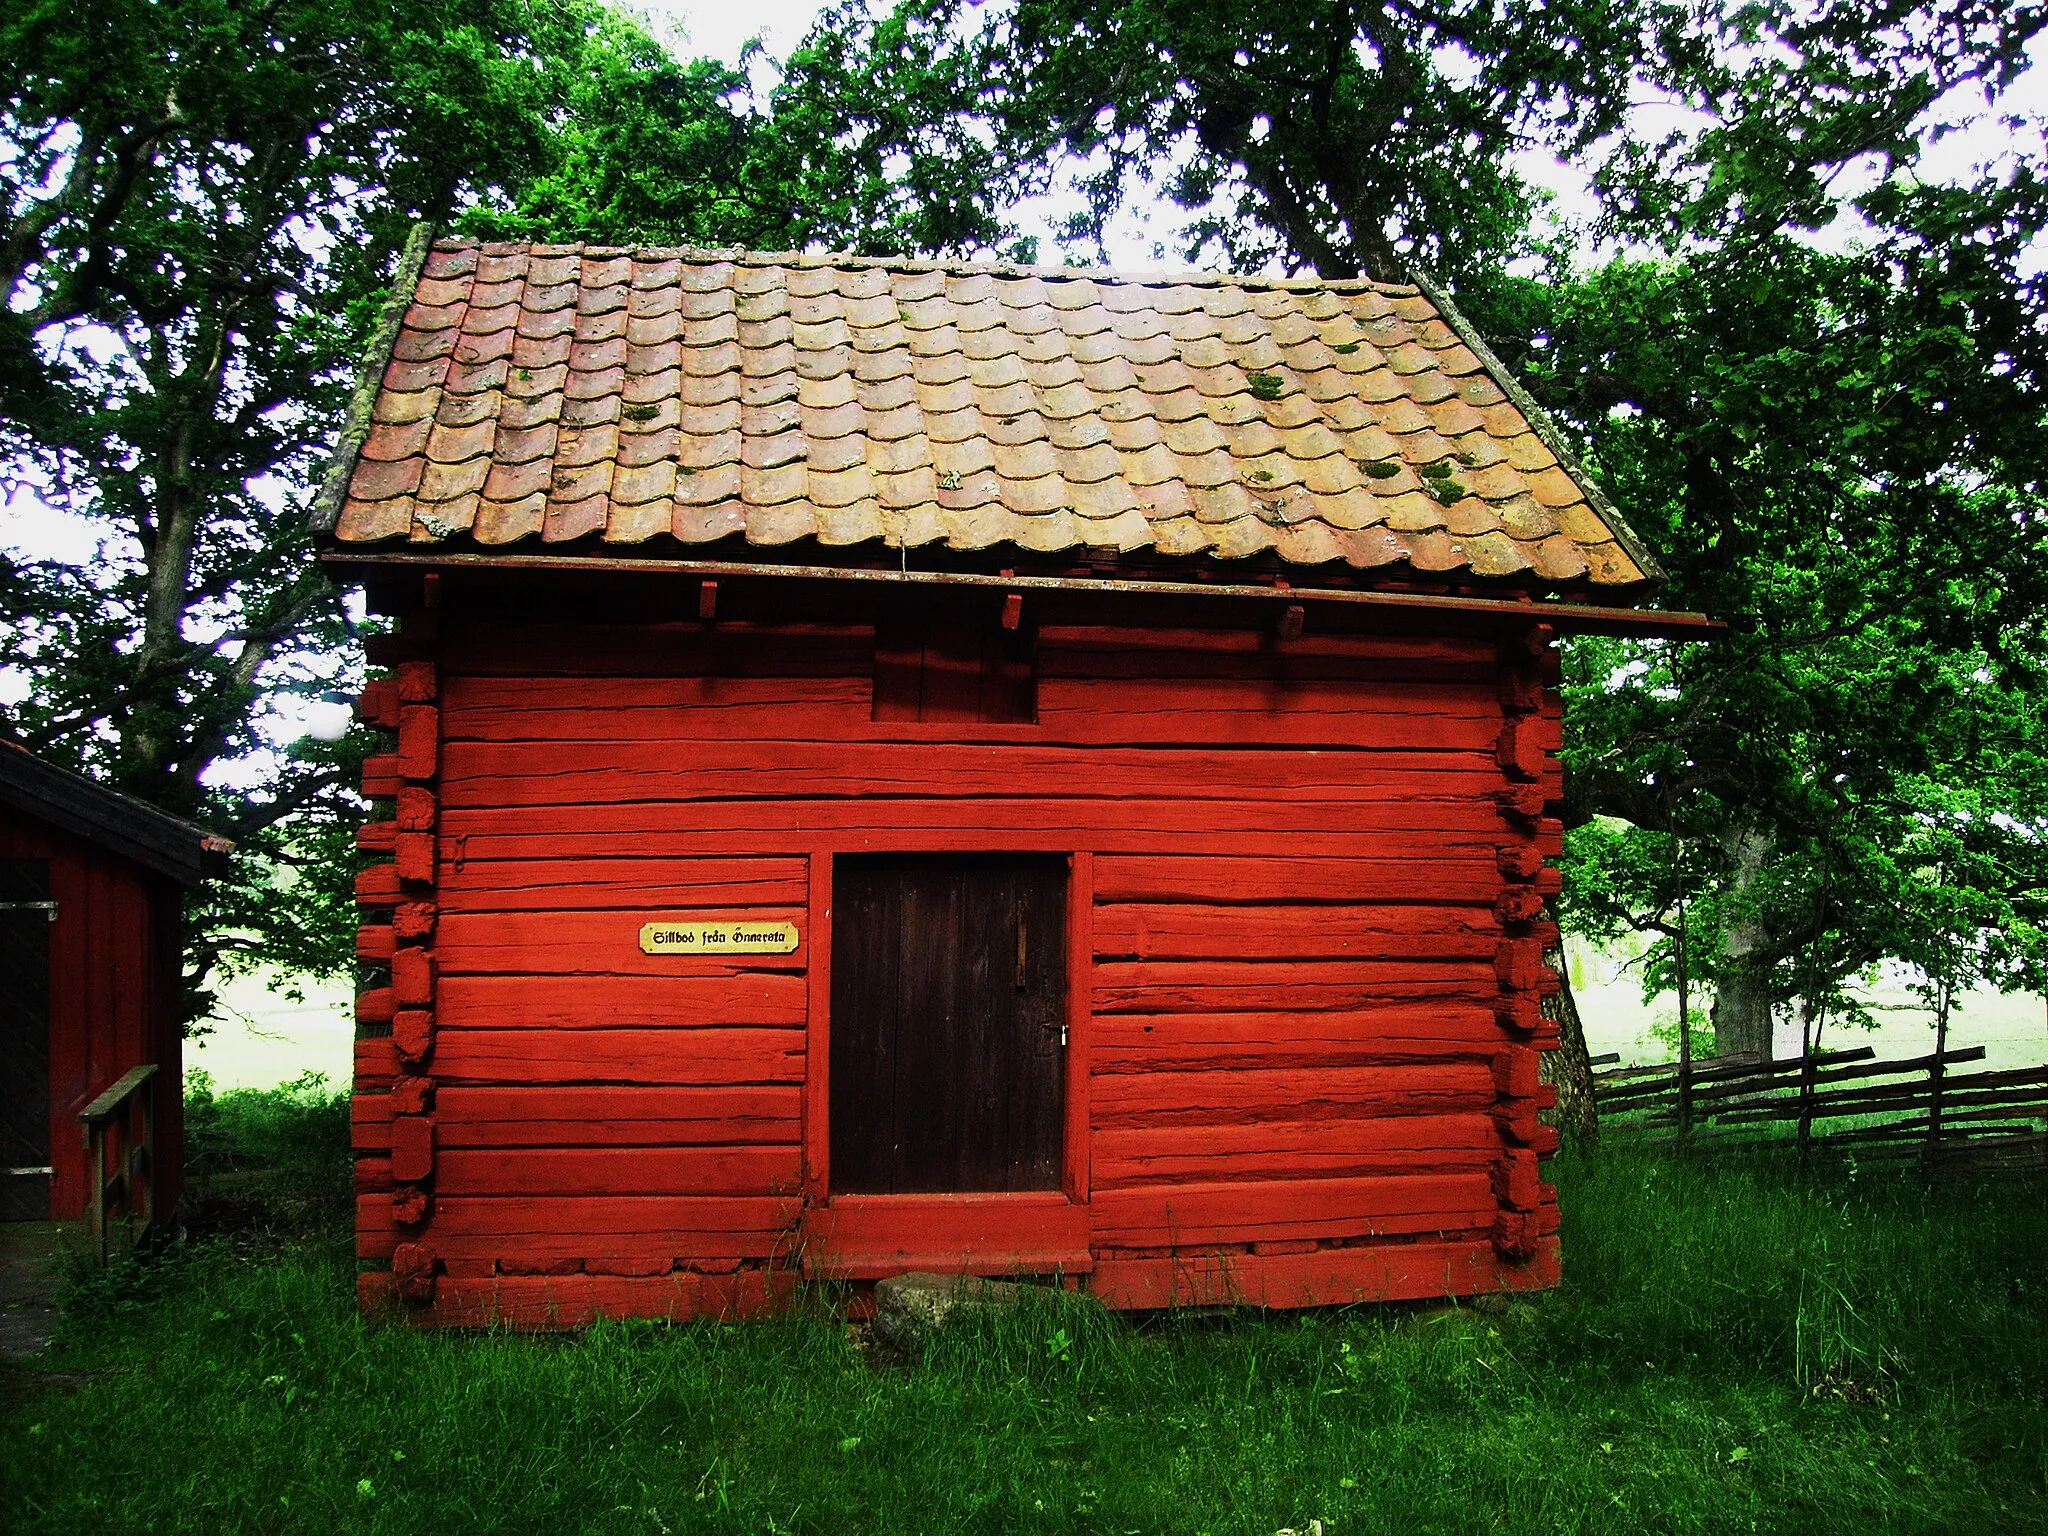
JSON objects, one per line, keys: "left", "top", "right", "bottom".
{"left": 1590, "top": 1045, "right": 2048, "bottom": 1176}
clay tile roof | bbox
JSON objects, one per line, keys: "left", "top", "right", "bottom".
{"left": 314, "top": 238, "right": 1665, "bottom": 591}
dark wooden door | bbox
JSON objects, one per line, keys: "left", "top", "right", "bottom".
{"left": 831, "top": 855, "right": 1067, "bottom": 1193}
{"left": 0, "top": 862, "right": 52, "bottom": 1221}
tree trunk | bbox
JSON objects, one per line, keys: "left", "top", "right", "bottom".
{"left": 1712, "top": 819, "right": 1778, "bottom": 1059}
{"left": 1713, "top": 965, "right": 1777, "bottom": 1059}
{"left": 1541, "top": 933, "right": 1599, "bottom": 1146}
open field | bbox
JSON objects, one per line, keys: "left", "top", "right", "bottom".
{"left": 2, "top": 1081, "right": 2044, "bottom": 1535}
{"left": 187, "top": 970, "right": 356, "bottom": 1092}
{"left": 1566, "top": 940, "right": 2048, "bottom": 1073}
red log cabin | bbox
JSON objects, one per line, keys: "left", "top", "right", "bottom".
{"left": 316, "top": 233, "right": 1711, "bottom": 1326}
{"left": 1, "top": 744, "right": 229, "bottom": 1239}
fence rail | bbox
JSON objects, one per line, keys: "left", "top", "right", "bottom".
{"left": 1591, "top": 1044, "right": 2048, "bottom": 1176}
{"left": 78, "top": 1063, "right": 157, "bottom": 1266}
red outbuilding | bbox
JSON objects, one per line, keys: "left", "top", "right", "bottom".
{"left": 319, "top": 235, "right": 1709, "bottom": 1326}
{"left": 0, "top": 744, "right": 229, "bottom": 1248}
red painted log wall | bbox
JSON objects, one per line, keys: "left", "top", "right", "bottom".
{"left": 0, "top": 813, "right": 185, "bottom": 1222}
{"left": 352, "top": 605, "right": 1564, "bottom": 1324}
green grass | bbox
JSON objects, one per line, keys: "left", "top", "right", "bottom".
{"left": 179, "top": 1070, "right": 354, "bottom": 1249}
{"left": 3, "top": 1085, "right": 2045, "bottom": 1535}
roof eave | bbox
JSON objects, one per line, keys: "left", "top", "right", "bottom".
{"left": 0, "top": 746, "right": 234, "bottom": 887}
{"left": 320, "top": 545, "right": 1721, "bottom": 639}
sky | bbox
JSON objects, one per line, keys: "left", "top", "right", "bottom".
{"left": 637, "top": 0, "right": 825, "bottom": 73}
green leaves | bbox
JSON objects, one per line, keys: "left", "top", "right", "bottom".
{"left": 458, "top": 9, "right": 807, "bottom": 250}
{"left": 770, "top": 0, "right": 1674, "bottom": 278}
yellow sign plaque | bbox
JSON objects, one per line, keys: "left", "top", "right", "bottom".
{"left": 639, "top": 920, "right": 799, "bottom": 955}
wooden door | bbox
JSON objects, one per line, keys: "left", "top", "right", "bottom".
{"left": 0, "top": 861, "right": 52, "bottom": 1221}
{"left": 830, "top": 855, "right": 1067, "bottom": 1193}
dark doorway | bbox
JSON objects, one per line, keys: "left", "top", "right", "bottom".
{"left": 0, "top": 862, "right": 52, "bottom": 1221}
{"left": 830, "top": 855, "right": 1067, "bottom": 1193}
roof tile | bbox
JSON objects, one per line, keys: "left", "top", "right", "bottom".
{"left": 1335, "top": 524, "right": 1407, "bottom": 569}
{"left": 805, "top": 432, "right": 867, "bottom": 476}
{"left": 361, "top": 418, "right": 432, "bottom": 463}
{"left": 678, "top": 461, "right": 741, "bottom": 505}
{"left": 1316, "top": 486, "right": 1391, "bottom": 530}
{"left": 517, "top": 305, "right": 576, "bottom": 343}
{"left": 870, "top": 435, "right": 932, "bottom": 475}
{"left": 1398, "top": 527, "right": 1464, "bottom": 571}
{"left": 498, "top": 385, "right": 563, "bottom": 427}
{"left": 1273, "top": 519, "right": 1344, "bottom": 565}
{"left": 674, "top": 500, "right": 747, "bottom": 541}
{"left": 557, "top": 422, "right": 618, "bottom": 470}
{"left": 542, "top": 491, "right": 608, "bottom": 542}
{"left": 1069, "top": 472, "right": 1140, "bottom": 518}
{"left": 999, "top": 475, "right": 1068, "bottom": 516}
{"left": 512, "top": 331, "right": 573, "bottom": 371}
{"left": 561, "top": 392, "right": 620, "bottom": 429}
{"left": 1297, "top": 453, "right": 1362, "bottom": 496}
{"left": 482, "top": 456, "right": 551, "bottom": 505}
{"left": 626, "top": 307, "right": 684, "bottom": 348}
{"left": 1450, "top": 431, "right": 1507, "bottom": 469}
{"left": 877, "top": 465, "right": 939, "bottom": 508}
{"left": 1532, "top": 532, "right": 1597, "bottom": 582}
{"left": 425, "top": 417, "right": 495, "bottom": 466}
{"left": 558, "top": 356, "right": 620, "bottom": 397}
{"left": 992, "top": 440, "right": 1059, "bottom": 481}
{"left": 987, "top": 411, "right": 1051, "bottom": 447}
{"left": 605, "top": 497, "right": 670, "bottom": 544}
{"left": 525, "top": 277, "right": 578, "bottom": 312}
{"left": 815, "top": 498, "right": 885, "bottom": 544}
{"left": 349, "top": 455, "right": 424, "bottom": 504}
{"left": 618, "top": 419, "right": 682, "bottom": 466}
{"left": 422, "top": 246, "right": 477, "bottom": 280}
{"left": 932, "top": 436, "right": 996, "bottom": 478}
{"left": 473, "top": 491, "right": 544, "bottom": 544}
{"left": 1524, "top": 465, "right": 1586, "bottom": 508}
{"left": 418, "top": 454, "right": 488, "bottom": 505}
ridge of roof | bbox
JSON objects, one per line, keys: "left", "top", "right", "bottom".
{"left": 0, "top": 743, "right": 233, "bottom": 888}
{"left": 419, "top": 235, "right": 1422, "bottom": 296}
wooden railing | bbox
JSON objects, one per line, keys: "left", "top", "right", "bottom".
{"left": 78, "top": 1064, "right": 156, "bottom": 1266}
{"left": 1592, "top": 1046, "right": 2048, "bottom": 1176}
